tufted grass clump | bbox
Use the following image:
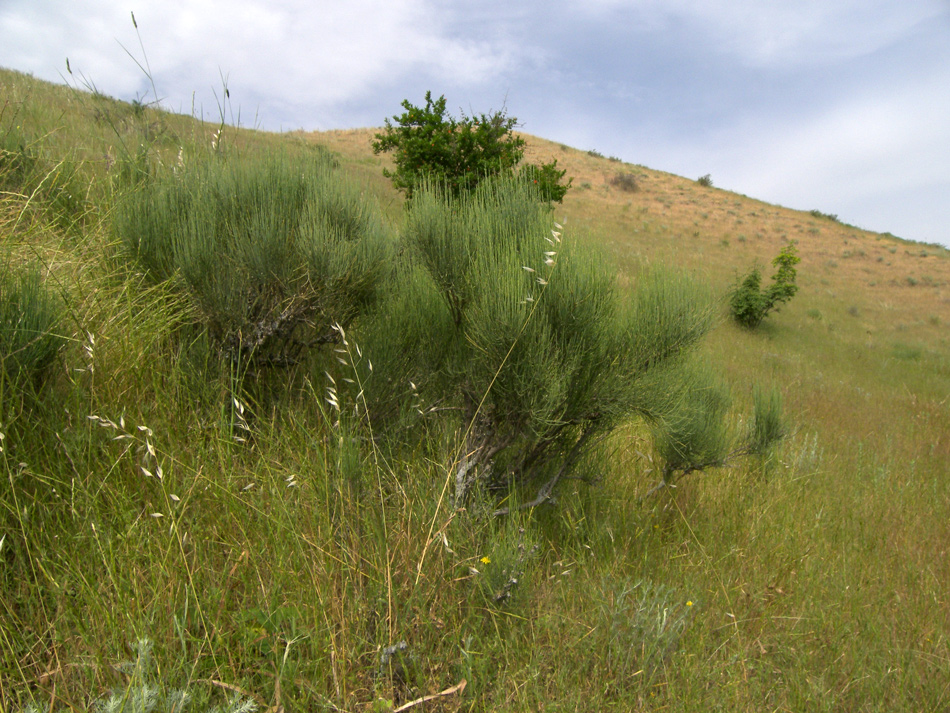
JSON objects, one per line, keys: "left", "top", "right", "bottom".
{"left": 594, "top": 578, "right": 696, "bottom": 695}
{"left": 746, "top": 385, "right": 787, "bottom": 457}
{"left": 0, "top": 123, "right": 89, "bottom": 236}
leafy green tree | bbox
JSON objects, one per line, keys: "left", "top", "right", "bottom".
{"left": 730, "top": 243, "right": 800, "bottom": 328}
{"left": 372, "top": 92, "right": 570, "bottom": 202}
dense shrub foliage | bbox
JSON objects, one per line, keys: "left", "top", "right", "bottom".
{"left": 114, "top": 151, "right": 394, "bottom": 370}
{"left": 0, "top": 261, "right": 64, "bottom": 397}
{"left": 729, "top": 243, "right": 800, "bottom": 328}
{"left": 517, "top": 159, "right": 572, "bottom": 204}
{"left": 353, "top": 176, "right": 776, "bottom": 506}
{"left": 372, "top": 92, "right": 570, "bottom": 202}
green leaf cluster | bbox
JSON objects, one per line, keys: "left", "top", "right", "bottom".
{"left": 729, "top": 243, "right": 800, "bottom": 328}
{"left": 372, "top": 92, "right": 570, "bottom": 202}
{"left": 518, "top": 159, "right": 572, "bottom": 204}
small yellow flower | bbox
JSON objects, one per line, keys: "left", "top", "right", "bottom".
{"left": 480, "top": 556, "right": 491, "bottom": 565}
{"left": 687, "top": 600, "right": 693, "bottom": 607}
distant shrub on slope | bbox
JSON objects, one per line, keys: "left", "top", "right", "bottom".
{"left": 730, "top": 243, "right": 800, "bottom": 329}
{"left": 372, "top": 91, "right": 571, "bottom": 203}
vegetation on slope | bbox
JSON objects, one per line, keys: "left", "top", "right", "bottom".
{"left": 1, "top": 67, "right": 949, "bottom": 713}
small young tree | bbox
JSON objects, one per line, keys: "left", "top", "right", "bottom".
{"left": 372, "top": 92, "right": 570, "bottom": 202}
{"left": 730, "top": 243, "right": 800, "bottom": 328}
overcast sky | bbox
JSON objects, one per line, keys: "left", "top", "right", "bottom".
{"left": 2, "top": 1, "right": 949, "bottom": 246}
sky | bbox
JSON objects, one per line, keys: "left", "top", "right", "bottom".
{"left": 2, "top": 1, "right": 949, "bottom": 246}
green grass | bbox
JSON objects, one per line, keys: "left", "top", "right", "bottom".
{"left": 2, "top": 66, "right": 949, "bottom": 712}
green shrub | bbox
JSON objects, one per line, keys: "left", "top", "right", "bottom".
{"left": 356, "top": 175, "right": 757, "bottom": 506}
{"left": 372, "top": 92, "right": 570, "bottom": 202}
{"left": 697, "top": 174, "right": 713, "bottom": 187}
{"left": 518, "top": 159, "right": 572, "bottom": 203}
{"left": 729, "top": 243, "right": 800, "bottom": 328}
{"left": 0, "top": 262, "right": 64, "bottom": 397}
{"left": 371, "top": 91, "right": 523, "bottom": 199}
{"left": 729, "top": 266, "right": 768, "bottom": 328}
{"left": 114, "top": 151, "right": 394, "bottom": 372}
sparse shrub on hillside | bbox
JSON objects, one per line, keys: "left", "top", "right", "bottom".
{"left": 610, "top": 171, "right": 638, "bottom": 193}
{"left": 372, "top": 91, "right": 570, "bottom": 203}
{"left": 114, "top": 151, "right": 393, "bottom": 374}
{"left": 729, "top": 243, "right": 800, "bottom": 328}
{"left": 697, "top": 174, "right": 713, "bottom": 187}
{"left": 809, "top": 208, "right": 839, "bottom": 222}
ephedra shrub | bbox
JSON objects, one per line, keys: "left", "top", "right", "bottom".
{"left": 354, "top": 176, "right": 784, "bottom": 507}
{"left": 113, "top": 150, "right": 394, "bottom": 379}
{"left": 0, "top": 261, "right": 65, "bottom": 403}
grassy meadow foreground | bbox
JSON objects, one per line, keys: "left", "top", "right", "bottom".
{"left": 2, "top": 67, "right": 949, "bottom": 712}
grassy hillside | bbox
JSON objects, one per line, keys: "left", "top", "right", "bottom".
{"left": 2, "top": 66, "right": 949, "bottom": 712}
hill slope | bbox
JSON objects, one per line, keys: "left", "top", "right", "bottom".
{"left": 2, "top": 67, "right": 949, "bottom": 712}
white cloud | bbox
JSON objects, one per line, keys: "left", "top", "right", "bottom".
{"left": 0, "top": 0, "right": 517, "bottom": 118}
{"left": 723, "top": 68, "right": 950, "bottom": 202}
{"left": 575, "top": 0, "right": 947, "bottom": 66}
